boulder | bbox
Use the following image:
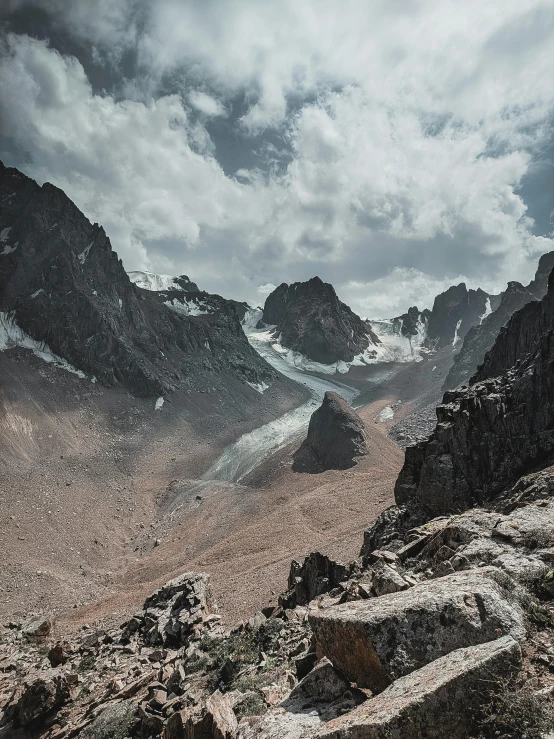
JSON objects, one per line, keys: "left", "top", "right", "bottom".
{"left": 280, "top": 552, "right": 353, "bottom": 609}
{"left": 21, "top": 616, "right": 51, "bottom": 641}
{"left": 315, "top": 636, "right": 522, "bottom": 738}
{"left": 6, "top": 670, "right": 70, "bottom": 726}
{"left": 123, "top": 571, "right": 217, "bottom": 647}
{"left": 293, "top": 392, "right": 368, "bottom": 472}
{"left": 370, "top": 562, "right": 410, "bottom": 596}
{"left": 163, "top": 690, "right": 237, "bottom": 738}
{"left": 309, "top": 568, "right": 525, "bottom": 692}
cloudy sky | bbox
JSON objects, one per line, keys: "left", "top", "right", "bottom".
{"left": 1, "top": 0, "right": 553, "bottom": 316}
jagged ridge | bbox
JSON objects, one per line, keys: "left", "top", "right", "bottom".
{"left": 0, "top": 161, "right": 275, "bottom": 397}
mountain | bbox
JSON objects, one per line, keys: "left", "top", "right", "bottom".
{"left": 392, "top": 306, "right": 431, "bottom": 338}
{"left": 128, "top": 271, "right": 200, "bottom": 293}
{"left": 425, "top": 283, "right": 497, "bottom": 348}
{"left": 259, "top": 277, "right": 377, "bottom": 365}
{"left": 0, "top": 161, "right": 274, "bottom": 397}
{"left": 128, "top": 270, "right": 250, "bottom": 322}
{"left": 393, "top": 264, "right": 554, "bottom": 518}
{"left": 443, "top": 251, "right": 554, "bottom": 390}
{"left": 387, "top": 284, "right": 496, "bottom": 352}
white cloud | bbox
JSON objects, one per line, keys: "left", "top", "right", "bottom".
{"left": 1, "top": 0, "right": 553, "bottom": 316}
{"left": 188, "top": 90, "right": 226, "bottom": 117}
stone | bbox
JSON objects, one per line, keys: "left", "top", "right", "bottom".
{"left": 280, "top": 553, "right": 353, "bottom": 609}
{"left": 293, "top": 392, "right": 368, "bottom": 472}
{"left": 371, "top": 562, "right": 410, "bottom": 596}
{"left": 285, "top": 658, "right": 352, "bottom": 706}
{"left": 21, "top": 616, "right": 51, "bottom": 640}
{"left": 315, "top": 636, "right": 522, "bottom": 739}
{"left": 163, "top": 690, "right": 238, "bottom": 738}
{"left": 7, "top": 670, "right": 69, "bottom": 726}
{"left": 309, "top": 568, "right": 525, "bottom": 692}
{"left": 48, "top": 641, "right": 71, "bottom": 667}
{"left": 122, "top": 571, "right": 217, "bottom": 647}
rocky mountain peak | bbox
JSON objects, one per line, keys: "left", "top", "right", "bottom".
{"left": 260, "top": 277, "right": 376, "bottom": 365}
{"left": 0, "top": 161, "right": 275, "bottom": 397}
{"left": 293, "top": 391, "right": 368, "bottom": 472}
{"left": 443, "top": 251, "right": 554, "bottom": 390}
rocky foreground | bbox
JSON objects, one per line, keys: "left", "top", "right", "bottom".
{"left": 1, "top": 493, "right": 553, "bottom": 738}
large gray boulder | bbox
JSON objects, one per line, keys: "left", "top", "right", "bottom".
{"left": 293, "top": 392, "right": 368, "bottom": 472}
{"left": 309, "top": 568, "right": 525, "bottom": 692}
{"left": 315, "top": 636, "right": 521, "bottom": 739}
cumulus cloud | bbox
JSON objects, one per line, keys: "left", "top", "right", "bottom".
{"left": 188, "top": 91, "right": 227, "bottom": 117}
{"left": 0, "top": 0, "right": 553, "bottom": 316}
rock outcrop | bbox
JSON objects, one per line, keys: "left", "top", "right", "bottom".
{"left": 0, "top": 161, "right": 274, "bottom": 397}
{"left": 394, "top": 266, "right": 554, "bottom": 517}
{"left": 392, "top": 305, "right": 431, "bottom": 339}
{"left": 122, "top": 572, "right": 218, "bottom": 647}
{"left": 309, "top": 568, "right": 525, "bottom": 692}
{"left": 426, "top": 283, "right": 495, "bottom": 349}
{"left": 444, "top": 251, "right": 554, "bottom": 390}
{"left": 315, "top": 637, "right": 521, "bottom": 739}
{"left": 260, "top": 277, "right": 377, "bottom": 365}
{"left": 293, "top": 392, "right": 368, "bottom": 472}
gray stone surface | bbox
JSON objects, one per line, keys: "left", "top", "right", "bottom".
{"left": 315, "top": 637, "right": 521, "bottom": 739}
{"left": 309, "top": 568, "right": 525, "bottom": 692}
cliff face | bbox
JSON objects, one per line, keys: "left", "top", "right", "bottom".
{"left": 426, "top": 283, "right": 494, "bottom": 349}
{"left": 260, "top": 277, "right": 376, "bottom": 364}
{"left": 443, "top": 252, "right": 554, "bottom": 390}
{"left": 0, "top": 161, "right": 274, "bottom": 397}
{"left": 394, "top": 267, "right": 554, "bottom": 516}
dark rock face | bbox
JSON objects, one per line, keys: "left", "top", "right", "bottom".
{"left": 443, "top": 251, "right": 554, "bottom": 390}
{"left": 293, "top": 391, "right": 368, "bottom": 472}
{"left": 122, "top": 572, "right": 217, "bottom": 647}
{"left": 260, "top": 277, "right": 376, "bottom": 364}
{"left": 393, "top": 306, "right": 431, "bottom": 338}
{"left": 0, "top": 161, "right": 274, "bottom": 397}
{"left": 394, "top": 267, "right": 554, "bottom": 517}
{"left": 426, "top": 283, "right": 495, "bottom": 349}
{"left": 279, "top": 553, "right": 354, "bottom": 609}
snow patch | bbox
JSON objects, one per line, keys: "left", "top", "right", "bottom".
{"left": 78, "top": 243, "right": 92, "bottom": 265}
{"left": 0, "top": 312, "right": 86, "bottom": 378}
{"left": 368, "top": 317, "right": 431, "bottom": 363}
{"left": 2, "top": 243, "right": 17, "bottom": 255}
{"left": 246, "top": 380, "right": 270, "bottom": 394}
{"left": 0, "top": 227, "right": 11, "bottom": 242}
{"left": 378, "top": 405, "right": 395, "bottom": 422}
{"left": 479, "top": 297, "right": 492, "bottom": 324}
{"left": 118, "top": 298, "right": 123, "bottom": 309}
{"left": 452, "top": 319, "right": 462, "bottom": 346}
{"left": 155, "top": 396, "right": 164, "bottom": 410}
{"left": 128, "top": 271, "right": 186, "bottom": 292}
{"left": 31, "top": 289, "right": 45, "bottom": 299}
{"left": 164, "top": 298, "right": 212, "bottom": 316}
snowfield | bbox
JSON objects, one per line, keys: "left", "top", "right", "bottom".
{"left": 164, "top": 298, "right": 212, "bottom": 316}
{"left": 0, "top": 312, "right": 86, "bottom": 378}
{"left": 128, "top": 270, "right": 187, "bottom": 292}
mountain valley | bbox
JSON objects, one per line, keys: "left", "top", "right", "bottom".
{"left": 1, "top": 163, "right": 553, "bottom": 738}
